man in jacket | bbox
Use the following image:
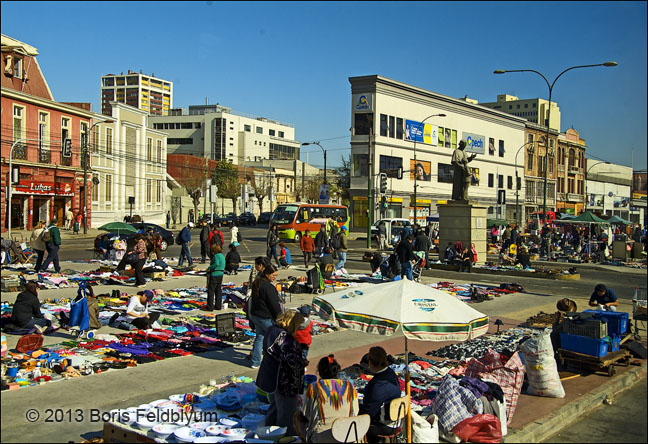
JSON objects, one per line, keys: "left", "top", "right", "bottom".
{"left": 39, "top": 217, "right": 62, "bottom": 273}
{"left": 10, "top": 282, "right": 51, "bottom": 333}
{"left": 395, "top": 234, "right": 417, "bottom": 280}
{"left": 314, "top": 226, "right": 328, "bottom": 256}
{"left": 378, "top": 221, "right": 387, "bottom": 250}
{"left": 208, "top": 223, "right": 225, "bottom": 249}
{"left": 334, "top": 226, "right": 349, "bottom": 271}
{"left": 199, "top": 220, "right": 211, "bottom": 263}
{"left": 178, "top": 222, "right": 194, "bottom": 267}
{"left": 300, "top": 229, "right": 315, "bottom": 267}
{"left": 414, "top": 229, "right": 431, "bottom": 269}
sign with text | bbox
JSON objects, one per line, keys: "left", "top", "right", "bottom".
{"left": 13, "top": 181, "right": 74, "bottom": 196}
{"left": 319, "top": 184, "right": 330, "bottom": 205}
{"left": 462, "top": 132, "right": 486, "bottom": 154}
{"left": 405, "top": 120, "right": 438, "bottom": 146}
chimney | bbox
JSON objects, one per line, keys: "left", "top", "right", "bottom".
{"left": 206, "top": 97, "right": 208, "bottom": 105}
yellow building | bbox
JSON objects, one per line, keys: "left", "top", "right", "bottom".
{"left": 101, "top": 70, "right": 173, "bottom": 117}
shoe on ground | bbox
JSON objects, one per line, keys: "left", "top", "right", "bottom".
{"left": 34, "top": 324, "right": 45, "bottom": 334}
{"left": 136, "top": 284, "right": 146, "bottom": 288}
{"left": 250, "top": 364, "right": 259, "bottom": 369}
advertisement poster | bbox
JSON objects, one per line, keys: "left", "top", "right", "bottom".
{"left": 471, "top": 167, "right": 480, "bottom": 186}
{"left": 462, "top": 132, "right": 486, "bottom": 154}
{"left": 353, "top": 154, "right": 369, "bottom": 177}
{"left": 319, "top": 184, "right": 330, "bottom": 205}
{"left": 410, "top": 160, "right": 432, "bottom": 181}
{"left": 444, "top": 128, "right": 451, "bottom": 148}
{"left": 405, "top": 120, "right": 438, "bottom": 146}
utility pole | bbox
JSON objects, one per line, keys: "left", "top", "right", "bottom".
{"left": 367, "top": 116, "right": 374, "bottom": 249}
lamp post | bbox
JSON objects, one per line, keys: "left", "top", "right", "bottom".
{"left": 515, "top": 140, "right": 538, "bottom": 227}
{"left": 584, "top": 160, "right": 611, "bottom": 213}
{"left": 412, "top": 113, "right": 446, "bottom": 225}
{"left": 301, "top": 142, "right": 327, "bottom": 185}
{"left": 494, "top": 62, "right": 617, "bottom": 224}
{"left": 83, "top": 119, "right": 114, "bottom": 233}
{"left": 7, "top": 138, "right": 41, "bottom": 239}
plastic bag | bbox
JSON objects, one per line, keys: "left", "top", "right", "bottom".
{"left": 453, "top": 414, "right": 502, "bottom": 443}
{"left": 519, "top": 330, "right": 565, "bottom": 398}
{"left": 412, "top": 411, "right": 439, "bottom": 443}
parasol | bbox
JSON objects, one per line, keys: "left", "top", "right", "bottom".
{"left": 98, "top": 222, "right": 138, "bottom": 234}
{"left": 313, "top": 279, "right": 489, "bottom": 441}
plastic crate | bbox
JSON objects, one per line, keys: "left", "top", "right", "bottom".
{"left": 608, "top": 334, "right": 621, "bottom": 353}
{"left": 584, "top": 310, "right": 629, "bottom": 336}
{"left": 562, "top": 318, "right": 608, "bottom": 339}
{"left": 560, "top": 332, "right": 609, "bottom": 357}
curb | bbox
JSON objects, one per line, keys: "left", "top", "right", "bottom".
{"left": 505, "top": 361, "right": 647, "bottom": 443}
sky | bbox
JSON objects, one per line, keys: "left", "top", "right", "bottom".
{"left": 1, "top": 1, "right": 646, "bottom": 170}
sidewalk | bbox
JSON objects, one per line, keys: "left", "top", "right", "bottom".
{"left": 6, "top": 227, "right": 102, "bottom": 242}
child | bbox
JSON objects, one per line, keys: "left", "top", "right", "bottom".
{"left": 294, "top": 305, "right": 313, "bottom": 359}
{"left": 225, "top": 243, "right": 241, "bottom": 275}
{"left": 278, "top": 242, "right": 292, "bottom": 269}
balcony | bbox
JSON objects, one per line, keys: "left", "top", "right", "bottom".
{"left": 568, "top": 166, "right": 580, "bottom": 175}
{"left": 557, "top": 165, "right": 565, "bottom": 173}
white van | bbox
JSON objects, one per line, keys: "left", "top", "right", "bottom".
{"left": 370, "top": 218, "right": 412, "bottom": 247}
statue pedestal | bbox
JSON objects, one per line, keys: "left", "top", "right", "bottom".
{"left": 438, "top": 201, "right": 488, "bottom": 264}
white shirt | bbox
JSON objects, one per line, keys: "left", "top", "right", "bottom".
{"left": 231, "top": 226, "right": 239, "bottom": 244}
{"left": 125, "top": 296, "right": 148, "bottom": 321}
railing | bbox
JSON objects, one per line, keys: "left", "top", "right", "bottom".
{"left": 568, "top": 166, "right": 580, "bottom": 174}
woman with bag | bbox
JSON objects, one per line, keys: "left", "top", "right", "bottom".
{"left": 30, "top": 221, "right": 47, "bottom": 272}
{"left": 249, "top": 264, "right": 282, "bottom": 369}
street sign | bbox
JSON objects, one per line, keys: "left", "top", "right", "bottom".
{"left": 210, "top": 185, "right": 218, "bottom": 203}
{"left": 319, "top": 184, "right": 330, "bottom": 205}
{"left": 62, "top": 139, "right": 72, "bottom": 158}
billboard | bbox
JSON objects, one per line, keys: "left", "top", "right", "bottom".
{"left": 319, "top": 184, "right": 330, "bottom": 205}
{"left": 462, "top": 132, "right": 486, "bottom": 154}
{"left": 405, "top": 120, "right": 438, "bottom": 146}
{"left": 410, "top": 160, "right": 432, "bottom": 181}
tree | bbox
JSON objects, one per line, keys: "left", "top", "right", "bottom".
{"left": 175, "top": 156, "right": 209, "bottom": 223}
{"left": 211, "top": 161, "right": 240, "bottom": 215}
{"left": 252, "top": 172, "right": 272, "bottom": 213}
{"left": 335, "top": 155, "right": 351, "bottom": 203}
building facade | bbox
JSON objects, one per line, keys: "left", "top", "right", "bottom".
{"left": 630, "top": 171, "right": 646, "bottom": 225}
{"left": 481, "top": 95, "right": 561, "bottom": 131}
{"left": 101, "top": 71, "right": 173, "bottom": 117}
{"left": 348, "top": 75, "right": 527, "bottom": 230}
{"left": 1, "top": 34, "right": 94, "bottom": 232}
{"left": 90, "top": 102, "right": 168, "bottom": 226}
{"left": 521, "top": 122, "right": 559, "bottom": 222}
{"left": 585, "top": 159, "right": 632, "bottom": 221}
{"left": 149, "top": 104, "right": 300, "bottom": 164}
{"left": 556, "top": 128, "right": 586, "bottom": 215}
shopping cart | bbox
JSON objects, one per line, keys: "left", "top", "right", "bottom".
{"left": 632, "top": 287, "right": 647, "bottom": 340}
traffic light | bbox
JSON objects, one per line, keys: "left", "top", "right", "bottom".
{"left": 381, "top": 195, "right": 388, "bottom": 209}
{"left": 380, "top": 173, "right": 388, "bottom": 194}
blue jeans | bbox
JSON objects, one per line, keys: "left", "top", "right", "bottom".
{"left": 266, "top": 392, "right": 299, "bottom": 436}
{"left": 23, "top": 317, "right": 50, "bottom": 331}
{"left": 250, "top": 314, "right": 274, "bottom": 367}
{"left": 335, "top": 251, "right": 347, "bottom": 270}
{"left": 40, "top": 244, "right": 61, "bottom": 273}
{"left": 178, "top": 242, "right": 193, "bottom": 266}
{"left": 270, "top": 245, "right": 279, "bottom": 266}
{"left": 400, "top": 261, "right": 413, "bottom": 280}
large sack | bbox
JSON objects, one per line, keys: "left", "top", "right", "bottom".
{"left": 519, "top": 330, "right": 565, "bottom": 398}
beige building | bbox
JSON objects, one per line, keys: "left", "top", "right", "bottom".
{"left": 556, "top": 128, "right": 586, "bottom": 216}
{"left": 90, "top": 102, "right": 168, "bottom": 225}
{"left": 522, "top": 122, "right": 559, "bottom": 221}
{"left": 481, "top": 95, "right": 561, "bottom": 132}
{"left": 101, "top": 71, "right": 173, "bottom": 117}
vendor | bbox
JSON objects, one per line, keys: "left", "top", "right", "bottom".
{"left": 10, "top": 282, "right": 51, "bottom": 334}
{"left": 111, "top": 290, "right": 159, "bottom": 330}
{"left": 358, "top": 346, "right": 401, "bottom": 441}
{"left": 225, "top": 243, "right": 241, "bottom": 275}
{"left": 515, "top": 246, "right": 531, "bottom": 269}
{"left": 589, "top": 284, "right": 619, "bottom": 312}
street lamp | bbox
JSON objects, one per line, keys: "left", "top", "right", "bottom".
{"left": 494, "top": 61, "right": 617, "bottom": 224}
{"left": 83, "top": 119, "right": 114, "bottom": 233}
{"left": 514, "top": 140, "right": 539, "bottom": 227}
{"left": 301, "top": 142, "right": 327, "bottom": 185}
{"left": 7, "top": 138, "right": 41, "bottom": 239}
{"left": 584, "top": 160, "right": 611, "bottom": 213}
{"left": 412, "top": 113, "right": 446, "bottom": 225}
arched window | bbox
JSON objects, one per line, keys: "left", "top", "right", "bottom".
{"left": 568, "top": 149, "right": 575, "bottom": 168}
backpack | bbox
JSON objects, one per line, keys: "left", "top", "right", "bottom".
{"left": 237, "top": 231, "right": 243, "bottom": 243}
{"left": 175, "top": 231, "right": 183, "bottom": 245}
{"left": 40, "top": 227, "right": 51, "bottom": 244}
{"left": 212, "top": 230, "right": 223, "bottom": 246}
{"left": 332, "top": 233, "right": 343, "bottom": 250}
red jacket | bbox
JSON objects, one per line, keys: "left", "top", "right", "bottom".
{"left": 294, "top": 321, "right": 313, "bottom": 347}
{"left": 208, "top": 230, "right": 224, "bottom": 246}
{"left": 300, "top": 235, "right": 315, "bottom": 252}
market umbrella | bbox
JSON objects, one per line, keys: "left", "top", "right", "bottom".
{"left": 98, "top": 222, "right": 138, "bottom": 234}
{"left": 559, "top": 214, "right": 576, "bottom": 220}
{"left": 606, "top": 215, "right": 632, "bottom": 225}
{"left": 312, "top": 279, "right": 489, "bottom": 441}
{"left": 561, "top": 211, "right": 608, "bottom": 224}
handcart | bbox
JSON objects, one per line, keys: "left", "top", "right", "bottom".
{"left": 632, "top": 287, "right": 647, "bottom": 340}
{"left": 557, "top": 348, "right": 631, "bottom": 377}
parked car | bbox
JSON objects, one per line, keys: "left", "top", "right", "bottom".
{"left": 221, "top": 213, "right": 238, "bottom": 226}
{"left": 257, "top": 212, "right": 273, "bottom": 225}
{"left": 130, "top": 223, "right": 174, "bottom": 251}
{"left": 370, "top": 218, "right": 412, "bottom": 248}
{"left": 238, "top": 212, "right": 257, "bottom": 225}
{"left": 200, "top": 213, "right": 223, "bottom": 225}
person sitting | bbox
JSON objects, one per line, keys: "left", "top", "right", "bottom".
{"left": 1, "top": 237, "right": 27, "bottom": 265}
{"left": 95, "top": 235, "right": 111, "bottom": 260}
{"left": 278, "top": 242, "right": 292, "bottom": 269}
{"left": 443, "top": 242, "right": 456, "bottom": 264}
{"left": 297, "top": 354, "right": 359, "bottom": 443}
{"left": 589, "top": 283, "right": 619, "bottom": 312}
{"left": 225, "top": 243, "right": 241, "bottom": 275}
{"left": 458, "top": 247, "right": 473, "bottom": 273}
{"left": 109, "top": 290, "right": 160, "bottom": 330}
{"left": 515, "top": 247, "right": 532, "bottom": 269}
{"left": 317, "top": 247, "right": 336, "bottom": 278}
{"left": 359, "top": 346, "right": 402, "bottom": 442}
{"left": 10, "top": 282, "right": 52, "bottom": 334}
{"left": 499, "top": 250, "right": 514, "bottom": 266}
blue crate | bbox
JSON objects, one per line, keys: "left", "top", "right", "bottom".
{"left": 560, "top": 332, "right": 609, "bottom": 357}
{"left": 608, "top": 334, "right": 621, "bottom": 353}
{"left": 584, "top": 310, "right": 629, "bottom": 336}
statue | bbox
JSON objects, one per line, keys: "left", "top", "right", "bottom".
{"left": 451, "top": 140, "right": 477, "bottom": 201}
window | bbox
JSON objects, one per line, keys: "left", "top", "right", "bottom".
{"left": 38, "top": 112, "right": 49, "bottom": 163}
{"left": 396, "top": 118, "right": 404, "bottom": 139}
{"left": 156, "top": 180, "right": 162, "bottom": 203}
{"left": 524, "top": 103, "right": 528, "bottom": 108}
{"left": 195, "top": 122, "right": 202, "bottom": 129}
{"left": 568, "top": 149, "right": 575, "bottom": 168}
{"left": 278, "top": 131, "right": 284, "bottom": 138}
{"left": 105, "top": 174, "right": 112, "bottom": 201}
{"left": 146, "top": 138, "right": 152, "bottom": 161}
{"left": 438, "top": 163, "right": 454, "bottom": 183}
{"left": 167, "top": 138, "right": 192, "bottom": 145}
{"left": 256, "top": 126, "right": 263, "bottom": 134}
{"left": 527, "top": 133, "right": 534, "bottom": 144}
{"left": 516, "top": 176, "right": 521, "bottom": 190}
{"left": 13, "top": 106, "right": 24, "bottom": 144}
{"left": 379, "top": 155, "right": 403, "bottom": 178}
{"left": 388, "top": 116, "right": 395, "bottom": 138}
{"left": 146, "top": 179, "right": 152, "bottom": 203}
{"left": 379, "top": 114, "right": 388, "bottom": 137}
{"left": 498, "top": 175, "right": 504, "bottom": 188}
{"left": 244, "top": 124, "right": 251, "bottom": 132}
{"left": 498, "top": 140, "right": 505, "bottom": 157}
{"left": 508, "top": 105, "right": 512, "bottom": 109}
{"left": 516, "top": 104, "right": 520, "bottom": 109}
{"left": 507, "top": 176, "right": 513, "bottom": 189}
{"left": 92, "top": 124, "right": 100, "bottom": 153}
{"left": 549, "top": 154, "right": 554, "bottom": 174}
{"left": 269, "top": 129, "right": 275, "bottom": 137}
{"left": 92, "top": 174, "right": 99, "bottom": 201}
{"left": 106, "top": 127, "right": 113, "bottom": 155}
{"left": 488, "top": 173, "right": 494, "bottom": 188}
{"left": 13, "top": 57, "right": 22, "bottom": 78}
{"left": 488, "top": 138, "right": 495, "bottom": 155}
{"left": 354, "top": 113, "right": 373, "bottom": 136}
{"left": 156, "top": 140, "right": 162, "bottom": 164}
{"left": 451, "top": 130, "right": 457, "bottom": 149}
{"left": 438, "top": 127, "right": 444, "bottom": 147}
{"left": 181, "top": 122, "right": 192, "bottom": 129}
{"left": 528, "top": 152, "right": 534, "bottom": 171}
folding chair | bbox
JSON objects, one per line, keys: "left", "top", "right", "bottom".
{"left": 376, "top": 396, "right": 408, "bottom": 443}
{"left": 331, "top": 414, "right": 371, "bottom": 443}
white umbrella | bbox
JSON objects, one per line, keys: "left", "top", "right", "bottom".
{"left": 313, "top": 279, "right": 489, "bottom": 441}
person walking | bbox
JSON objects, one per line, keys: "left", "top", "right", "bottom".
{"left": 206, "top": 244, "right": 225, "bottom": 311}
{"left": 300, "top": 229, "right": 315, "bottom": 267}
{"left": 314, "top": 226, "right": 328, "bottom": 257}
{"left": 199, "top": 220, "right": 211, "bottom": 264}
{"left": 414, "top": 228, "right": 431, "bottom": 270}
{"left": 166, "top": 211, "right": 171, "bottom": 229}
{"left": 395, "top": 234, "right": 417, "bottom": 280}
{"left": 267, "top": 224, "right": 280, "bottom": 266}
{"left": 249, "top": 264, "right": 282, "bottom": 369}
{"left": 378, "top": 221, "right": 387, "bottom": 250}
{"left": 73, "top": 211, "right": 82, "bottom": 235}
{"left": 65, "top": 207, "right": 73, "bottom": 230}
{"left": 231, "top": 222, "right": 239, "bottom": 246}
{"left": 30, "top": 221, "right": 47, "bottom": 272}
{"left": 334, "top": 226, "right": 349, "bottom": 271}
{"left": 131, "top": 234, "right": 148, "bottom": 287}
{"left": 178, "top": 222, "right": 194, "bottom": 267}
{"left": 39, "top": 217, "right": 62, "bottom": 273}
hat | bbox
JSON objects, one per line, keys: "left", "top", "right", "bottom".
{"left": 556, "top": 298, "right": 577, "bottom": 312}
{"left": 340, "top": 226, "right": 348, "bottom": 231}
{"left": 188, "top": 222, "right": 194, "bottom": 228}
{"left": 144, "top": 290, "right": 155, "bottom": 301}
{"left": 298, "top": 305, "right": 311, "bottom": 317}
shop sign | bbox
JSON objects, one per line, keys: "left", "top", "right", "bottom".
{"left": 13, "top": 180, "right": 74, "bottom": 196}
{"left": 462, "top": 132, "right": 486, "bottom": 154}
{"left": 353, "top": 94, "right": 373, "bottom": 111}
